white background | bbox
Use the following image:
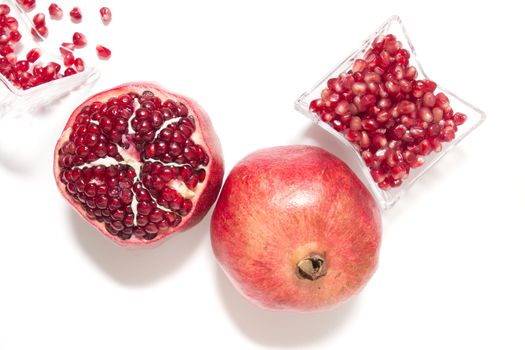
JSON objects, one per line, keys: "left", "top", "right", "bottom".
{"left": 1, "top": 0, "right": 524, "bottom": 349}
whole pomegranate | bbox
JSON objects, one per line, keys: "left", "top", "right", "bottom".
{"left": 54, "top": 82, "right": 224, "bottom": 247}
{"left": 211, "top": 145, "right": 381, "bottom": 311}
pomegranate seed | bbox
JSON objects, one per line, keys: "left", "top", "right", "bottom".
{"left": 427, "top": 124, "right": 441, "bottom": 138}
{"left": 26, "top": 48, "right": 42, "bottom": 63}
{"left": 347, "top": 103, "right": 358, "bottom": 115}
{"left": 364, "top": 72, "right": 381, "bottom": 83}
{"left": 423, "top": 92, "right": 436, "bottom": 107}
{"left": 0, "top": 4, "right": 10, "bottom": 15}
{"left": 340, "top": 74, "right": 355, "bottom": 90}
{"left": 391, "top": 164, "right": 408, "bottom": 180}
{"left": 44, "top": 62, "right": 60, "bottom": 78}
{"left": 441, "top": 126, "right": 455, "bottom": 142}
{"left": 398, "top": 100, "right": 415, "bottom": 114}
{"left": 344, "top": 130, "right": 359, "bottom": 143}
{"left": 419, "top": 140, "right": 432, "bottom": 155}
{"left": 385, "top": 81, "right": 400, "bottom": 95}
{"left": 378, "top": 180, "right": 390, "bottom": 190}
{"left": 372, "top": 135, "right": 387, "bottom": 149}
{"left": 411, "top": 155, "right": 425, "bottom": 168}
{"left": 70, "top": 7, "right": 82, "bottom": 22}
{"left": 335, "top": 101, "right": 350, "bottom": 115}
{"left": 308, "top": 33, "right": 467, "bottom": 189}
{"left": 362, "top": 118, "right": 378, "bottom": 131}
{"left": 412, "top": 80, "right": 425, "bottom": 98}
{"left": 352, "top": 59, "right": 367, "bottom": 73}
{"left": 376, "top": 110, "right": 390, "bottom": 123}
{"left": 100, "top": 7, "right": 112, "bottom": 24}
{"left": 405, "top": 66, "right": 417, "bottom": 79}
{"left": 17, "top": 0, "right": 35, "bottom": 12}
{"left": 60, "top": 42, "right": 75, "bottom": 55}
{"left": 63, "top": 53, "right": 74, "bottom": 67}
{"left": 309, "top": 99, "right": 323, "bottom": 112}
{"left": 367, "top": 82, "right": 379, "bottom": 94}
{"left": 418, "top": 107, "right": 433, "bottom": 123}
{"left": 432, "top": 107, "right": 443, "bottom": 122}
{"left": 435, "top": 92, "right": 450, "bottom": 109}
{"left": 360, "top": 131, "right": 370, "bottom": 149}
{"left": 320, "top": 112, "right": 334, "bottom": 123}
{"left": 32, "top": 64, "right": 43, "bottom": 75}
{"left": 0, "top": 35, "right": 9, "bottom": 46}
{"left": 309, "top": 99, "right": 324, "bottom": 113}
{"left": 390, "top": 178, "right": 403, "bottom": 188}
{"left": 348, "top": 116, "right": 361, "bottom": 131}
{"left": 385, "top": 40, "right": 401, "bottom": 54}
{"left": 431, "top": 138, "right": 442, "bottom": 152}
{"left": 5, "top": 16, "right": 18, "bottom": 31}
{"left": 371, "top": 169, "right": 386, "bottom": 183}
{"left": 35, "top": 25, "right": 48, "bottom": 38}
{"left": 422, "top": 79, "right": 437, "bottom": 92}
{"left": 49, "top": 3, "right": 63, "bottom": 19}
{"left": 6, "top": 53, "right": 16, "bottom": 65}
{"left": 361, "top": 94, "right": 376, "bottom": 108}
{"left": 15, "top": 60, "right": 29, "bottom": 72}
{"left": 72, "top": 32, "right": 87, "bottom": 48}
{"left": 378, "top": 51, "right": 391, "bottom": 68}
{"left": 74, "top": 57, "right": 85, "bottom": 72}
{"left": 332, "top": 119, "right": 344, "bottom": 132}
{"left": 453, "top": 112, "right": 467, "bottom": 126}
{"left": 399, "top": 79, "right": 412, "bottom": 93}
{"left": 9, "top": 30, "right": 21, "bottom": 43}
{"left": 33, "top": 13, "right": 46, "bottom": 27}
{"left": 403, "top": 150, "right": 416, "bottom": 163}
{"left": 327, "top": 77, "right": 344, "bottom": 93}
{"left": 96, "top": 45, "right": 111, "bottom": 59}
{"left": 352, "top": 82, "right": 367, "bottom": 96}
{"left": 410, "top": 126, "right": 425, "bottom": 139}
{"left": 391, "top": 124, "right": 407, "bottom": 139}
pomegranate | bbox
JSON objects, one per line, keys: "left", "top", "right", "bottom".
{"left": 309, "top": 34, "right": 467, "bottom": 190}
{"left": 54, "top": 83, "right": 224, "bottom": 247}
{"left": 211, "top": 145, "right": 381, "bottom": 311}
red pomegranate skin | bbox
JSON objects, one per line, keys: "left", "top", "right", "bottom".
{"left": 211, "top": 145, "right": 381, "bottom": 311}
{"left": 54, "top": 82, "right": 224, "bottom": 248}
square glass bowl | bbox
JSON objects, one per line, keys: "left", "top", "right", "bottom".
{"left": 0, "top": 0, "right": 98, "bottom": 117}
{"left": 295, "top": 15, "right": 486, "bottom": 209}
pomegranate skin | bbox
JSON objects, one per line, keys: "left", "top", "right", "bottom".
{"left": 211, "top": 145, "right": 381, "bottom": 311}
{"left": 54, "top": 82, "right": 224, "bottom": 248}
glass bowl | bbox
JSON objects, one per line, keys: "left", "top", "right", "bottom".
{"left": 295, "top": 15, "right": 486, "bottom": 209}
{"left": 0, "top": 0, "right": 98, "bottom": 117}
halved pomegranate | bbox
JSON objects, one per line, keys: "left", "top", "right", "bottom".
{"left": 54, "top": 82, "right": 224, "bottom": 247}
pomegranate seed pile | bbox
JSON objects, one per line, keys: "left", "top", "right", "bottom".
{"left": 0, "top": 1, "right": 111, "bottom": 90}
{"left": 57, "top": 91, "right": 210, "bottom": 241}
{"left": 309, "top": 34, "right": 467, "bottom": 190}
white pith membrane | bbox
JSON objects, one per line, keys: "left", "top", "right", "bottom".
{"left": 58, "top": 91, "right": 208, "bottom": 241}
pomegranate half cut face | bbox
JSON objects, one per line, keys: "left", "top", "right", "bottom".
{"left": 54, "top": 82, "right": 224, "bottom": 247}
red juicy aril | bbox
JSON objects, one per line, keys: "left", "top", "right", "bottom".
{"left": 99, "top": 7, "right": 111, "bottom": 24}
{"left": 48, "top": 3, "right": 63, "bottom": 20}
{"left": 54, "top": 83, "right": 224, "bottom": 247}
{"left": 211, "top": 146, "right": 381, "bottom": 311}
{"left": 309, "top": 34, "right": 467, "bottom": 190}
{"left": 16, "top": 0, "right": 35, "bottom": 12}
